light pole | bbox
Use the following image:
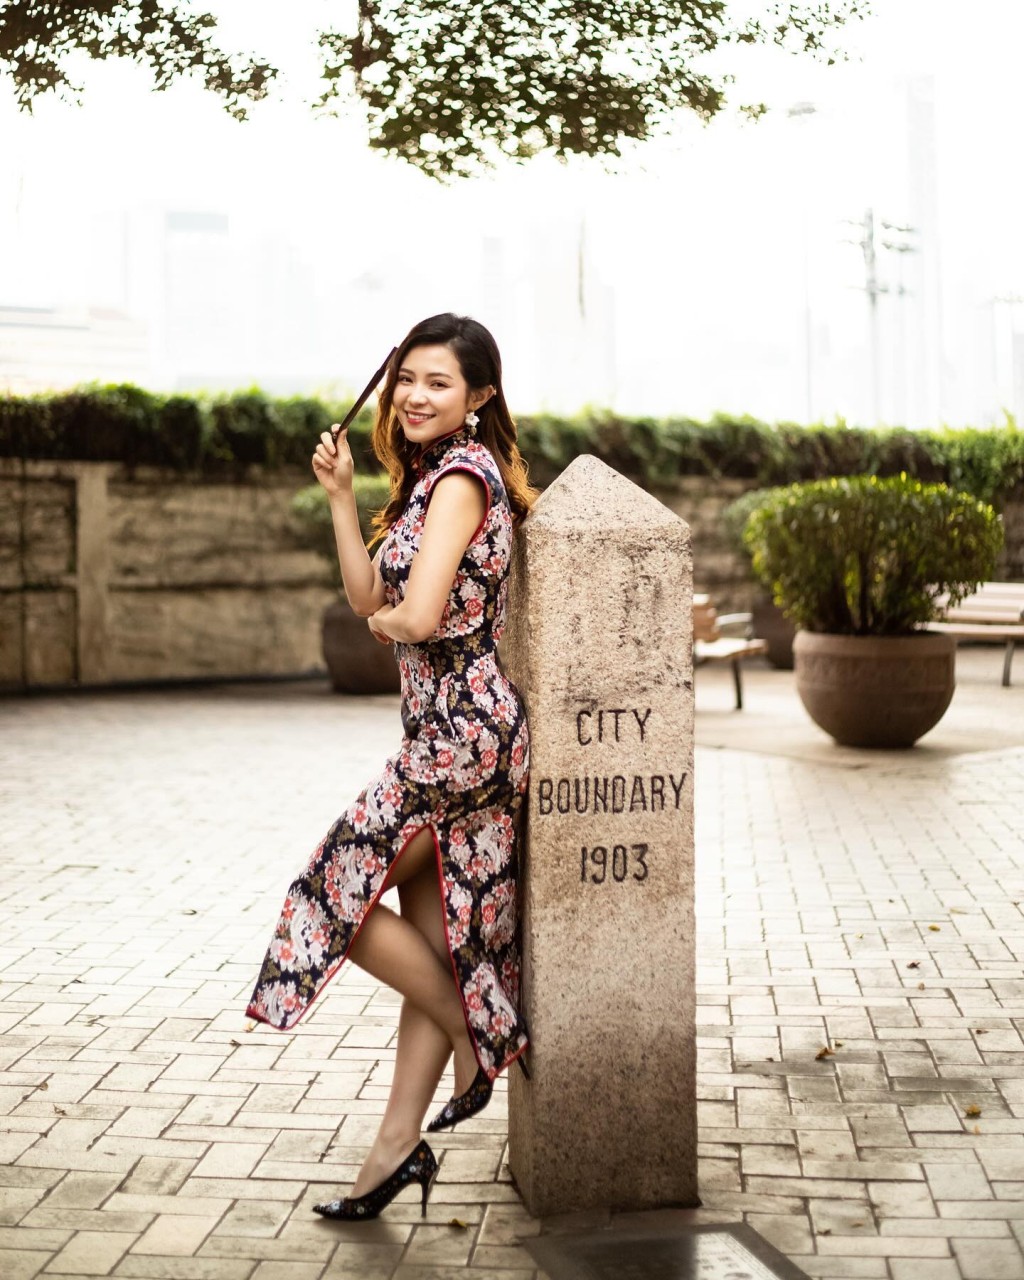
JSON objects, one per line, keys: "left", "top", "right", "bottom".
{"left": 787, "top": 102, "right": 817, "bottom": 423}
{"left": 844, "top": 210, "right": 918, "bottom": 426}
{"left": 880, "top": 222, "right": 918, "bottom": 428}
{"left": 989, "top": 294, "right": 1024, "bottom": 423}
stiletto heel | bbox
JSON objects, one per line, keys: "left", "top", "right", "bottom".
{"left": 517, "top": 1056, "right": 531, "bottom": 1081}
{"left": 420, "top": 1170, "right": 434, "bottom": 1216}
{"left": 313, "top": 1140, "right": 437, "bottom": 1221}
{"left": 426, "top": 1065, "right": 493, "bottom": 1133}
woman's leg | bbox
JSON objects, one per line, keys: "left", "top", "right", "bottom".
{"left": 347, "top": 827, "right": 478, "bottom": 1196}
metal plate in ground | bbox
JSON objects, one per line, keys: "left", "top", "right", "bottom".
{"left": 523, "top": 1223, "right": 811, "bottom": 1280}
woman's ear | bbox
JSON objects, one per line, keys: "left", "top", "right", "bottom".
{"left": 469, "top": 386, "right": 495, "bottom": 413}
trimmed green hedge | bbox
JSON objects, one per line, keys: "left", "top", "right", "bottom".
{"left": 0, "top": 384, "right": 379, "bottom": 475}
{"left": 2, "top": 385, "right": 1023, "bottom": 505}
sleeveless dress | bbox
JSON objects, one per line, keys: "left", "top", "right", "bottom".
{"left": 245, "top": 430, "right": 530, "bottom": 1079}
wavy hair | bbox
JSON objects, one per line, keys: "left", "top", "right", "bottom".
{"left": 369, "top": 313, "right": 537, "bottom": 542}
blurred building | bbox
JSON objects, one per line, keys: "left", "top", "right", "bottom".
{"left": 0, "top": 304, "right": 149, "bottom": 394}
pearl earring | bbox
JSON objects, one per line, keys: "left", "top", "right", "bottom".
{"left": 464, "top": 411, "right": 479, "bottom": 434}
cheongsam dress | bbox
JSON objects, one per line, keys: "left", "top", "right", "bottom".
{"left": 246, "top": 430, "right": 530, "bottom": 1079}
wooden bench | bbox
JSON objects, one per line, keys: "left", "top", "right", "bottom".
{"left": 693, "top": 593, "right": 768, "bottom": 710}
{"left": 926, "top": 582, "right": 1024, "bottom": 687}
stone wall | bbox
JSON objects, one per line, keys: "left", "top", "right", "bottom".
{"left": 0, "top": 461, "right": 335, "bottom": 690}
{"left": 2, "top": 460, "right": 1021, "bottom": 690}
{"left": 654, "top": 476, "right": 762, "bottom": 611}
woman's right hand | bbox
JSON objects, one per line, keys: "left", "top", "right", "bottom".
{"left": 312, "top": 426, "right": 354, "bottom": 495}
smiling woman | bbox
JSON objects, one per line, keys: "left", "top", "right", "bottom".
{"left": 246, "top": 312, "right": 539, "bottom": 1222}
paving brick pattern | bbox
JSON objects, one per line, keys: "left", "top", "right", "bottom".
{"left": 2, "top": 663, "right": 1023, "bottom": 1279}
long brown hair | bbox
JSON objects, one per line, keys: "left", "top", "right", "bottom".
{"left": 369, "top": 313, "right": 537, "bottom": 542}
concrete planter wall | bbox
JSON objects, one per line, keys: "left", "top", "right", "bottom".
{"left": 0, "top": 460, "right": 335, "bottom": 690}
{"left": 794, "top": 630, "right": 958, "bottom": 748}
{"left": 2, "top": 459, "right": 1021, "bottom": 691}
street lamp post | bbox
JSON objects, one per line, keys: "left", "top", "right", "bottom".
{"left": 844, "top": 209, "right": 917, "bottom": 427}
{"left": 787, "top": 102, "right": 817, "bottom": 424}
{"left": 990, "top": 294, "right": 1024, "bottom": 424}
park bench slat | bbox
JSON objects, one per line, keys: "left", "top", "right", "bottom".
{"left": 927, "top": 581, "right": 1024, "bottom": 687}
{"left": 693, "top": 593, "right": 767, "bottom": 710}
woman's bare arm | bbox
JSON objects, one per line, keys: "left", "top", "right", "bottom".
{"left": 368, "top": 472, "right": 486, "bottom": 645}
{"left": 312, "top": 426, "right": 386, "bottom": 616}
{"left": 327, "top": 489, "right": 387, "bottom": 616}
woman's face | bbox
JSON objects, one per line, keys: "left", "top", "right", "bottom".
{"left": 392, "top": 344, "right": 489, "bottom": 448}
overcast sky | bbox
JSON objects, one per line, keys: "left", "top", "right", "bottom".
{"left": 2, "top": 0, "right": 1022, "bottom": 426}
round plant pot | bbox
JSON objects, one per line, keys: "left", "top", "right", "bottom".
{"left": 321, "top": 598, "right": 401, "bottom": 695}
{"left": 794, "top": 630, "right": 956, "bottom": 748}
{"left": 751, "top": 597, "right": 796, "bottom": 670}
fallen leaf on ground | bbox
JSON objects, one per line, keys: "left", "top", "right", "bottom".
{"left": 917, "top": 982, "right": 926, "bottom": 990}
{"left": 448, "top": 1218, "right": 468, "bottom": 1230}
{"left": 950, "top": 907, "right": 966, "bottom": 914}
{"left": 37, "top": 1082, "right": 48, "bottom": 1091}
{"left": 928, "top": 924, "right": 941, "bottom": 932}
{"left": 834, "top": 1041, "right": 844, "bottom": 1047}
{"left": 54, "top": 1105, "right": 67, "bottom": 1116}
{"left": 815, "top": 1046, "right": 834, "bottom": 1061}
{"left": 964, "top": 1104, "right": 982, "bottom": 1118}
{"left": 907, "top": 961, "right": 921, "bottom": 969}
{"left": 819, "top": 1228, "right": 832, "bottom": 1236}
{"left": 229, "top": 1039, "right": 243, "bottom": 1047}
{"left": 973, "top": 1125, "right": 982, "bottom": 1135}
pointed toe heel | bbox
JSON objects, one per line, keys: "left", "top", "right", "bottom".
{"left": 312, "top": 1140, "right": 437, "bottom": 1221}
{"left": 426, "top": 1065, "right": 493, "bottom": 1134}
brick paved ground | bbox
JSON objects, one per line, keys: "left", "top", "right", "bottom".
{"left": 2, "top": 648, "right": 1023, "bottom": 1280}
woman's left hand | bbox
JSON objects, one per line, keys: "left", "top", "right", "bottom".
{"left": 368, "top": 606, "right": 395, "bottom": 645}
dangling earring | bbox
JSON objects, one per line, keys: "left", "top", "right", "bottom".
{"left": 464, "top": 411, "right": 479, "bottom": 435}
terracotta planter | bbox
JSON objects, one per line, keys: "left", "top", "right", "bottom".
{"left": 794, "top": 630, "right": 957, "bottom": 748}
{"left": 321, "top": 597, "right": 401, "bottom": 695}
{"left": 751, "top": 597, "right": 796, "bottom": 669}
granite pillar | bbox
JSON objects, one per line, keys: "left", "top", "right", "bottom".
{"left": 503, "top": 455, "right": 697, "bottom": 1216}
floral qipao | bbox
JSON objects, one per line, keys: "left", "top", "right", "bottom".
{"left": 246, "top": 431, "right": 530, "bottom": 1078}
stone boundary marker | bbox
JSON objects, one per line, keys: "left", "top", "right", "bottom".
{"left": 503, "top": 454, "right": 697, "bottom": 1216}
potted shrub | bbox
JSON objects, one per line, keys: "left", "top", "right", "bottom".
{"left": 743, "top": 475, "right": 1003, "bottom": 747}
{"left": 723, "top": 487, "right": 796, "bottom": 669}
{"left": 292, "top": 474, "right": 400, "bottom": 694}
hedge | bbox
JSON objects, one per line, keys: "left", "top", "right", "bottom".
{"left": 2, "top": 384, "right": 1022, "bottom": 505}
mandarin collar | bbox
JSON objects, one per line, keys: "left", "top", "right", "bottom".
{"left": 415, "top": 426, "right": 472, "bottom": 473}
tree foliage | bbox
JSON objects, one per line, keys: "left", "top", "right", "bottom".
{"left": 321, "top": 0, "right": 868, "bottom": 177}
{"left": 0, "top": 1, "right": 275, "bottom": 119}
{"left": 1, "top": 1, "right": 868, "bottom": 178}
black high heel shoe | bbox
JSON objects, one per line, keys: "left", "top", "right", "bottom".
{"left": 313, "top": 1140, "right": 437, "bottom": 1220}
{"left": 426, "top": 1065, "right": 493, "bottom": 1133}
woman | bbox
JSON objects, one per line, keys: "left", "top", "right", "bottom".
{"left": 246, "top": 313, "right": 535, "bottom": 1221}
